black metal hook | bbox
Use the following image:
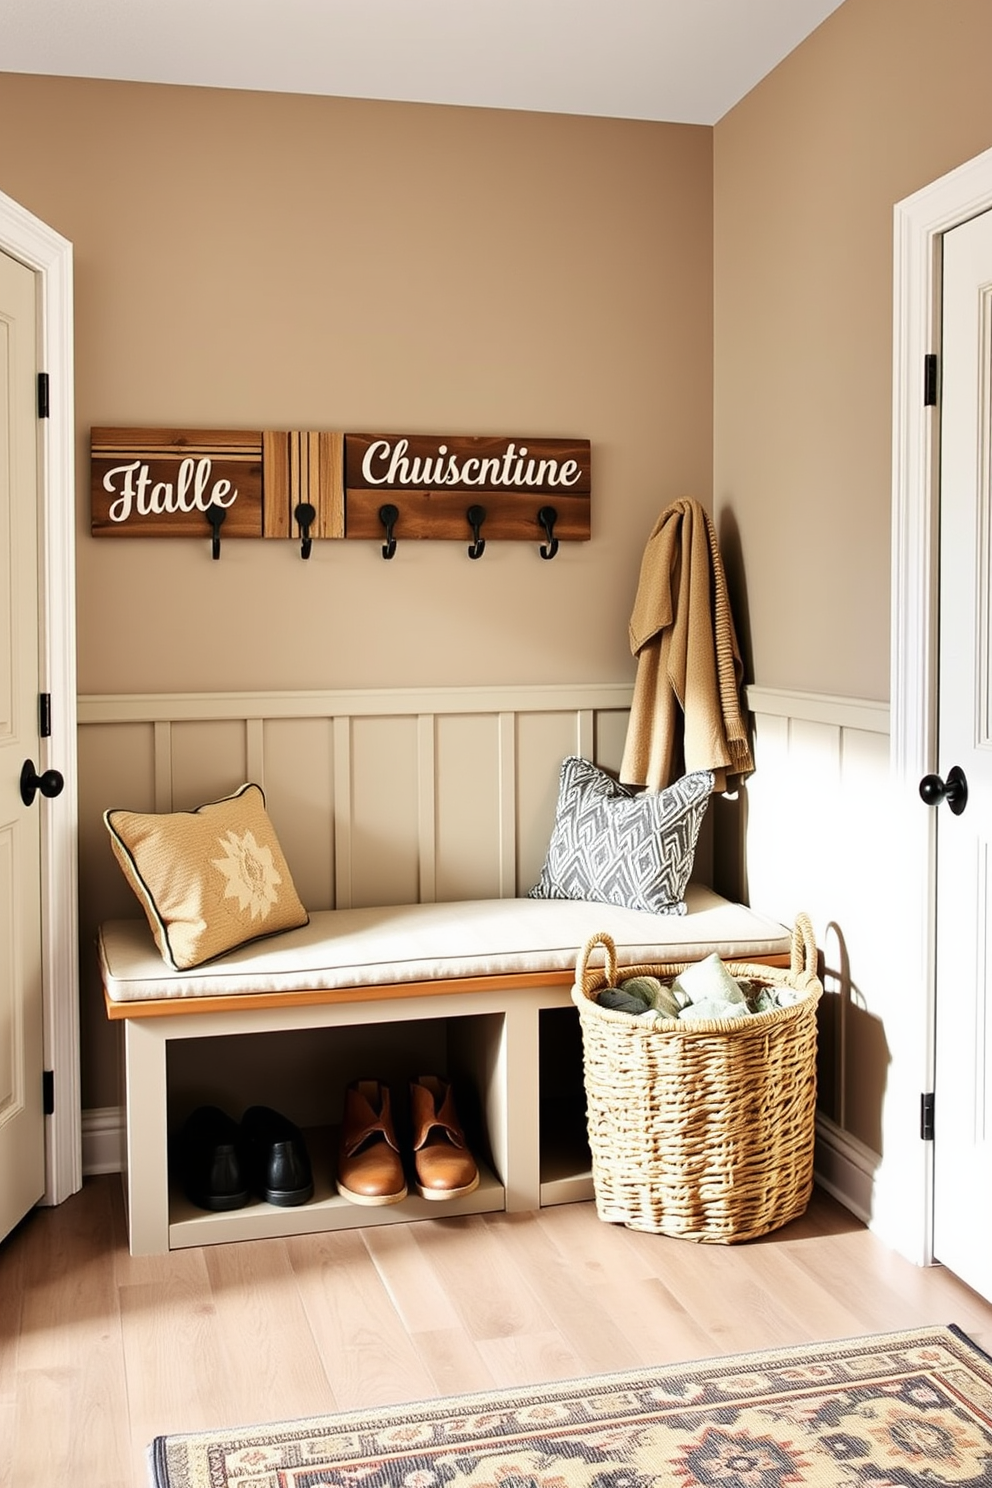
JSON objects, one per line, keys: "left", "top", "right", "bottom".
{"left": 379, "top": 503, "right": 399, "bottom": 560}
{"left": 295, "top": 502, "right": 316, "bottom": 559}
{"left": 538, "top": 505, "right": 559, "bottom": 560}
{"left": 205, "top": 502, "right": 227, "bottom": 560}
{"left": 467, "top": 504, "right": 487, "bottom": 559}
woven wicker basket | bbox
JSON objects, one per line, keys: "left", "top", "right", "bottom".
{"left": 571, "top": 914, "right": 822, "bottom": 1243}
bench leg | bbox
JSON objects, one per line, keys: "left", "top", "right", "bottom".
{"left": 123, "top": 1019, "right": 171, "bottom": 1255}
{"left": 497, "top": 1002, "right": 541, "bottom": 1212}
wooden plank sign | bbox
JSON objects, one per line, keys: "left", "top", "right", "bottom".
{"left": 91, "top": 429, "right": 264, "bottom": 538}
{"left": 343, "top": 433, "right": 591, "bottom": 543}
{"left": 90, "top": 428, "right": 590, "bottom": 549}
{"left": 259, "top": 430, "right": 344, "bottom": 541}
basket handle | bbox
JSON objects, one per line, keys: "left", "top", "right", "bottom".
{"left": 791, "top": 912, "right": 818, "bottom": 979}
{"left": 575, "top": 931, "right": 618, "bottom": 991}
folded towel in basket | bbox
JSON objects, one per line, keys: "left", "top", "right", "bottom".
{"left": 596, "top": 951, "right": 810, "bottom": 1022}
{"left": 671, "top": 952, "right": 746, "bottom": 1009}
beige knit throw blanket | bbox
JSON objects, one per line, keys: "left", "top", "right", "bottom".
{"left": 620, "top": 498, "right": 754, "bottom": 793}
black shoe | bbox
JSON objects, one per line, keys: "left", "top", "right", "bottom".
{"left": 178, "top": 1105, "right": 250, "bottom": 1211}
{"left": 241, "top": 1105, "right": 314, "bottom": 1206}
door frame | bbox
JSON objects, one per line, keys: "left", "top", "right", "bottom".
{"left": 892, "top": 145, "right": 992, "bottom": 1265}
{"left": 0, "top": 188, "right": 80, "bottom": 1206}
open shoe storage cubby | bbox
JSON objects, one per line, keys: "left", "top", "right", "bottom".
{"left": 122, "top": 981, "right": 593, "bottom": 1255}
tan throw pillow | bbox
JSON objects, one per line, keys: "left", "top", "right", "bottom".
{"left": 104, "top": 783, "right": 309, "bottom": 970}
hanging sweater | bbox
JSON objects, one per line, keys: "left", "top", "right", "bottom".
{"left": 620, "top": 498, "right": 754, "bottom": 793}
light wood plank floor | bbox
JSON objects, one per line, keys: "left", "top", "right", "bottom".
{"left": 3, "top": 1177, "right": 992, "bottom": 1488}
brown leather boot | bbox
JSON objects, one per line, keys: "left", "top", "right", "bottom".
{"left": 410, "top": 1075, "right": 480, "bottom": 1200}
{"left": 336, "top": 1080, "right": 407, "bottom": 1205}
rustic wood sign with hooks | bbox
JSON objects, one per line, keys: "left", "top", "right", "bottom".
{"left": 91, "top": 429, "right": 343, "bottom": 554}
{"left": 91, "top": 429, "right": 267, "bottom": 539}
{"left": 91, "top": 427, "right": 590, "bottom": 558}
{"left": 342, "top": 433, "right": 590, "bottom": 558}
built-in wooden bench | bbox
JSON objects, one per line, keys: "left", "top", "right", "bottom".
{"left": 100, "top": 887, "right": 791, "bottom": 1255}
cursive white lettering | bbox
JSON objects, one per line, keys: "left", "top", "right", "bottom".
{"left": 104, "top": 461, "right": 140, "bottom": 523}
{"left": 146, "top": 479, "right": 171, "bottom": 515}
{"left": 386, "top": 439, "right": 413, "bottom": 486}
{"left": 499, "top": 444, "right": 518, "bottom": 484}
{"left": 176, "top": 456, "right": 197, "bottom": 511}
{"left": 360, "top": 439, "right": 393, "bottom": 485}
{"left": 101, "top": 456, "right": 239, "bottom": 522}
{"left": 356, "top": 438, "right": 584, "bottom": 491}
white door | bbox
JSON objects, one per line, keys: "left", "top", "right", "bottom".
{"left": 931, "top": 207, "right": 992, "bottom": 1300}
{"left": 0, "top": 247, "right": 47, "bottom": 1241}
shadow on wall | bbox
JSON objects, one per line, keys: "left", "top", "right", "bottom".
{"left": 818, "top": 920, "right": 891, "bottom": 1156}
{"left": 709, "top": 504, "right": 752, "bottom": 906}
{"left": 715, "top": 504, "right": 754, "bottom": 692}
{"left": 710, "top": 788, "right": 748, "bottom": 906}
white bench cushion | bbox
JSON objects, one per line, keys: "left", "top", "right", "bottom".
{"left": 98, "top": 886, "right": 791, "bottom": 1005}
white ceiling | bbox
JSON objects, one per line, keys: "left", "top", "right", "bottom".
{"left": 0, "top": 0, "right": 846, "bottom": 126}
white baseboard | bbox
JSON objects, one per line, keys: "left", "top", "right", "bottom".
{"left": 813, "top": 1112, "right": 879, "bottom": 1226}
{"left": 82, "top": 1106, "right": 125, "bottom": 1176}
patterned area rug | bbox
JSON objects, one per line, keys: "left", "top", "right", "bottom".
{"left": 148, "top": 1325, "right": 992, "bottom": 1488}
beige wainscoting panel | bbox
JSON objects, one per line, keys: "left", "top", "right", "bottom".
{"left": 434, "top": 714, "right": 504, "bottom": 904}
{"left": 348, "top": 714, "right": 422, "bottom": 909}
{"left": 744, "top": 686, "right": 892, "bottom": 1227}
{"left": 260, "top": 718, "right": 336, "bottom": 911}
{"left": 824, "top": 725, "right": 892, "bottom": 1158}
{"left": 77, "top": 684, "right": 636, "bottom": 917}
{"left": 77, "top": 721, "right": 158, "bottom": 941}
{"left": 169, "top": 721, "right": 249, "bottom": 812}
{"left": 514, "top": 710, "right": 590, "bottom": 892}
{"left": 77, "top": 683, "right": 634, "bottom": 1110}
{"left": 594, "top": 709, "right": 632, "bottom": 775}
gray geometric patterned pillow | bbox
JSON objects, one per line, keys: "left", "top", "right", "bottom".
{"left": 528, "top": 757, "right": 714, "bottom": 915}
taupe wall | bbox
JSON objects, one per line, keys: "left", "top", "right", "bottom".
{"left": 713, "top": 0, "right": 992, "bottom": 1250}
{"left": 714, "top": 0, "right": 992, "bottom": 701}
{"left": 0, "top": 74, "right": 712, "bottom": 1108}
{"left": 11, "top": 0, "right": 992, "bottom": 1144}
{"left": 0, "top": 74, "right": 713, "bottom": 697}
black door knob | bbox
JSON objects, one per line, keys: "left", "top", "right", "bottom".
{"left": 919, "top": 764, "right": 968, "bottom": 815}
{"left": 20, "top": 759, "right": 65, "bottom": 808}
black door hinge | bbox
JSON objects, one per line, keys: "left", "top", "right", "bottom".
{"left": 37, "top": 372, "right": 50, "bottom": 419}
{"left": 924, "top": 354, "right": 938, "bottom": 407}
{"left": 43, "top": 1070, "right": 55, "bottom": 1116}
{"left": 921, "top": 1091, "right": 935, "bottom": 1141}
{"left": 39, "top": 693, "right": 52, "bottom": 739}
